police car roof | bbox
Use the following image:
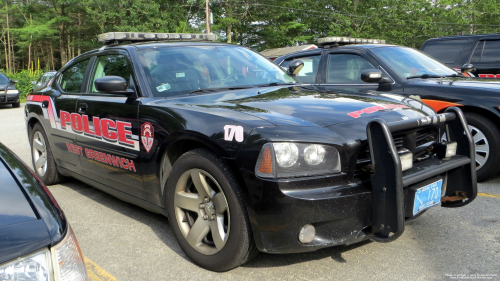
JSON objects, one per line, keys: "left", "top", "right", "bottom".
{"left": 425, "top": 33, "right": 500, "bottom": 41}
{"left": 94, "top": 41, "right": 232, "bottom": 52}
{"left": 328, "top": 44, "right": 397, "bottom": 49}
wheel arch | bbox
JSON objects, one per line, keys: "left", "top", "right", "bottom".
{"left": 158, "top": 132, "right": 232, "bottom": 167}
{"left": 438, "top": 105, "right": 500, "bottom": 127}
{"left": 26, "top": 114, "right": 45, "bottom": 139}
{"left": 158, "top": 132, "right": 247, "bottom": 208}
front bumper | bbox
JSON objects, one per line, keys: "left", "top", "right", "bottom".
{"left": 241, "top": 107, "right": 476, "bottom": 253}
{"left": 0, "top": 94, "right": 19, "bottom": 103}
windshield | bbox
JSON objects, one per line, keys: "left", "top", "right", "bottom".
{"left": 370, "top": 47, "right": 457, "bottom": 78}
{"left": 0, "top": 74, "right": 10, "bottom": 84}
{"left": 138, "top": 45, "right": 297, "bottom": 97}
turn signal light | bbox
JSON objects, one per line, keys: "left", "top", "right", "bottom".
{"left": 258, "top": 146, "right": 273, "bottom": 174}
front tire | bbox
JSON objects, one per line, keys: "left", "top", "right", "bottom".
{"left": 12, "top": 100, "right": 20, "bottom": 108}
{"left": 30, "top": 123, "right": 66, "bottom": 185}
{"left": 166, "top": 148, "right": 258, "bottom": 271}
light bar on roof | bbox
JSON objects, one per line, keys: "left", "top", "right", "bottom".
{"left": 97, "top": 32, "right": 218, "bottom": 43}
{"left": 318, "top": 36, "right": 386, "bottom": 45}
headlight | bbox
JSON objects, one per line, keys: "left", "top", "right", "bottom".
{"left": 0, "top": 225, "right": 87, "bottom": 281}
{"left": 274, "top": 143, "right": 299, "bottom": 167}
{"left": 256, "top": 142, "right": 341, "bottom": 178}
{"left": 6, "top": 89, "right": 19, "bottom": 95}
{"left": 303, "top": 144, "right": 326, "bottom": 165}
{"left": 0, "top": 249, "right": 52, "bottom": 281}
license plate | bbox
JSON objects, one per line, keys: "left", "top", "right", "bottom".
{"left": 413, "top": 180, "right": 443, "bottom": 215}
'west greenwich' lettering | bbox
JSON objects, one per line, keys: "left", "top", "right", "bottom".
{"left": 64, "top": 142, "right": 136, "bottom": 172}
{"left": 60, "top": 111, "right": 135, "bottom": 148}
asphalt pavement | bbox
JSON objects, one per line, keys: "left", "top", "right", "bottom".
{"left": 1, "top": 103, "right": 498, "bottom": 281}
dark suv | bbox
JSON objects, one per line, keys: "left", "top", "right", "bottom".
{"left": 0, "top": 72, "right": 20, "bottom": 108}
{"left": 421, "top": 33, "right": 500, "bottom": 78}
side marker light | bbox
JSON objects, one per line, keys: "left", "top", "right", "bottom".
{"left": 258, "top": 146, "right": 273, "bottom": 174}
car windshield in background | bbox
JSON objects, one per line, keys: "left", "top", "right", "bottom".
{"left": 138, "top": 45, "right": 297, "bottom": 97}
{"left": 0, "top": 74, "right": 10, "bottom": 84}
{"left": 370, "top": 47, "right": 457, "bottom": 79}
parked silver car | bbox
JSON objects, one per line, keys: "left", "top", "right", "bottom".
{"left": 31, "top": 71, "right": 57, "bottom": 92}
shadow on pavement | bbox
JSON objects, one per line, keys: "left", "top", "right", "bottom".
{"left": 59, "top": 178, "right": 192, "bottom": 263}
{"left": 243, "top": 240, "right": 372, "bottom": 268}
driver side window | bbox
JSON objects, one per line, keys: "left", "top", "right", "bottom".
{"left": 327, "top": 54, "right": 375, "bottom": 84}
{"left": 90, "top": 54, "right": 135, "bottom": 93}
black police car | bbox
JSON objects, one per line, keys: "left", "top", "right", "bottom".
{"left": 0, "top": 142, "right": 87, "bottom": 280}
{"left": 274, "top": 36, "right": 500, "bottom": 182}
{"left": 421, "top": 33, "right": 500, "bottom": 78}
{"left": 25, "top": 32, "right": 476, "bottom": 272}
{"left": 0, "top": 72, "right": 20, "bottom": 108}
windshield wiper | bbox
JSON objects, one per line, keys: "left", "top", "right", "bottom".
{"left": 443, "top": 73, "right": 465, "bottom": 78}
{"left": 257, "top": 82, "right": 297, "bottom": 87}
{"left": 406, "top": 74, "right": 445, "bottom": 79}
{"left": 185, "top": 86, "right": 254, "bottom": 95}
{"left": 185, "top": 88, "right": 219, "bottom": 95}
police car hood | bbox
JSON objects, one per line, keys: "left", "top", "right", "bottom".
{"left": 410, "top": 77, "right": 500, "bottom": 91}
{"left": 168, "top": 86, "right": 432, "bottom": 127}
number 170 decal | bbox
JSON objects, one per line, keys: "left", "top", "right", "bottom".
{"left": 224, "top": 125, "right": 244, "bottom": 142}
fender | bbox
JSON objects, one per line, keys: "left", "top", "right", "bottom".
{"left": 156, "top": 130, "right": 250, "bottom": 209}
{"left": 26, "top": 112, "right": 48, "bottom": 139}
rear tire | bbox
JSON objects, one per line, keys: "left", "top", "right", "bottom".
{"left": 30, "top": 123, "right": 67, "bottom": 185}
{"left": 166, "top": 148, "right": 258, "bottom": 271}
{"left": 464, "top": 113, "right": 500, "bottom": 182}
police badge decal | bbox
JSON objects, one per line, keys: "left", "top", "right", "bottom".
{"left": 141, "top": 122, "right": 154, "bottom": 153}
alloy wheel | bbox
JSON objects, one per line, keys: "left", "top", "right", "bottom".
{"left": 174, "top": 168, "right": 230, "bottom": 255}
{"left": 32, "top": 131, "right": 48, "bottom": 177}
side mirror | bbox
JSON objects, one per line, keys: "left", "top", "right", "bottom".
{"left": 288, "top": 60, "right": 304, "bottom": 77}
{"left": 10, "top": 79, "right": 18, "bottom": 84}
{"left": 95, "top": 76, "right": 134, "bottom": 95}
{"left": 31, "top": 81, "right": 37, "bottom": 85}
{"left": 461, "top": 63, "right": 475, "bottom": 73}
{"left": 361, "top": 69, "right": 384, "bottom": 83}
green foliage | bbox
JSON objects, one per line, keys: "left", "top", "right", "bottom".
{"left": 3, "top": 69, "right": 44, "bottom": 100}
{"left": 2, "top": 0, "right": 500, "bottom": 73}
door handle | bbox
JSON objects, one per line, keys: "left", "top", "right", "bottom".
{"left": 42, "top": 100, "right": 49, "bottom": 108}
{"left": 78, "top": 103, "right": 87, "bottom": 114}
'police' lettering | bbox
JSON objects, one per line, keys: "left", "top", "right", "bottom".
{"left": 58, "top": 111, "right": 139, "bottom": 150}
{"left": 101, "top": 119, "right": 117, "bottom": 142}
{"left": 60, "top": 111, "right": 71, "bottom": 129}
{"left": 71, "top": 113, "right": 83, "bottom": 133}
{"left": 116, "top": 121, "right": 134, "bottom": 147}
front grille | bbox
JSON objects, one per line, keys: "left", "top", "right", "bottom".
{"left": 355, "top": 126, "right": 438, "bottom": 176}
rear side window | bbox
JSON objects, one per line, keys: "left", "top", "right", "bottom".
{"left": 59, "top": 60, "right": 90, "bottom": 93}
{"left": 421, "top": 40, "right": 468, "bottom": 63}
{"left": 471, "top": 40, "right": 500, "bottom": 63}
{"left": 281, "top": 55, "right": 320, "bottom": 84}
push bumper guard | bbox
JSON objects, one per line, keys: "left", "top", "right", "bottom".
{"left": 367, "top": 107, "right": 477, "bottom": 243}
